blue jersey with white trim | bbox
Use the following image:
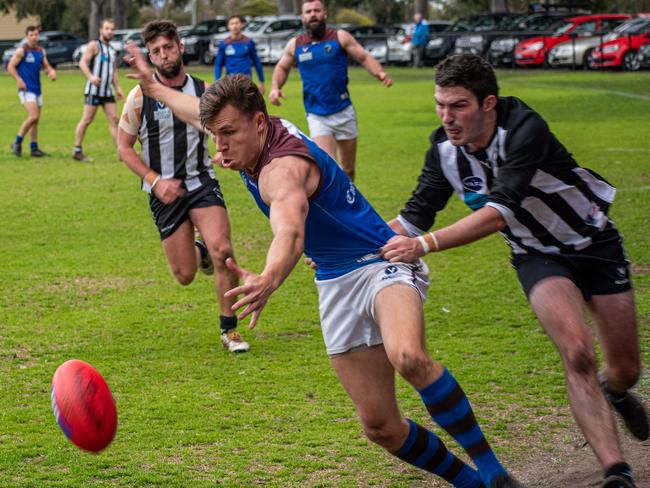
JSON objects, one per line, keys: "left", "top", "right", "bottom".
{"left": 240, "top": 117, "right": 395, "bottom": 280}
{"left": 295, "top": 29, "right": 351, "bottom": 116}
{"left": 214, "top": 35, "right": 264, "bottom": 81}
{"left": 17, "top": 44, "right": 43, "bottom": 95}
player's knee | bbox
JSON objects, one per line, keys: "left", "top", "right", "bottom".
{"left": 563, "top": 343, "right": 597, "bottom": 378}
{"left": 28, "top": 115, "right": 40, "bottom": 125}
{"left": 392, "top": 349, "right": 432, "bottom": 383}
{"left": 172, "top": 267, "right": 195, "bottom": 286}
{"left": 361, "top": 418, "right": 401, "bottom": 449}
{"left": 608, "top": 362, "right": 641, "bottom": 390}
{"left": 208, "top": 243, "right": 232, "bottom": 270}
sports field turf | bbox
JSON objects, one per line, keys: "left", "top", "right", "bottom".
{"left": 0, "top": 66, "right": 648, "bottom": 486}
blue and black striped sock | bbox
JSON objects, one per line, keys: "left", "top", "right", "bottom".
{"left": 392, "top": 419, "right": 482, "bottom": 488}
{"left": 30, "top": 141, "right": 38, "bottom": 151}
{"left": 15, "top": 135, "right": 23, "bottom": 145}
{"left": 419, "top": 369, "right": 506, "bottom": 486}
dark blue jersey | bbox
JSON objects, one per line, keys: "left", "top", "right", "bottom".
{"left": 295, "top": 29, "right": 351, "bottom": 116}
{"left": 17, "top": 44, "right": 44, "bottom": 95}
{"left": 214, "top": 35, "right": 264, "bottom": 82}
{"left": 240, "top": 117, "right": 395, "bottom": 280}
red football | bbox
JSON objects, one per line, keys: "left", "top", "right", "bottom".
{"left": 51, "top": 359, "right": 117, "bottom": 452}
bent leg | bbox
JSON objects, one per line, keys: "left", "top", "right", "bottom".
{"left": 161, "top": 219, "right": 197, "bottom": 285}
{"left": 331, "top": 345, "right": 481, "bottom": 487}
{"left": 190, "top": 205, "right": 238, "bottom": 317}
{"left": 75, "top": 104, "right": 98, "bottom": 147}
{"left": 528, "top": 277, "right": 624, "bottom": 468}
{"left": 336, "top": 138, "right": 357, "bottom": 181}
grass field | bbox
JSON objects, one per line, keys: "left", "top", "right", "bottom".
{"left": 0, "top": 65, "right": 648, "bottom": 487}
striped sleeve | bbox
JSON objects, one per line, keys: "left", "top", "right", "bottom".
{"left": 118, "top": 85, "right": 143, "bottom": 136}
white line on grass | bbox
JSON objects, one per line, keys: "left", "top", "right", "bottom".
{"left": 509, "top": 82, "right": 650, "bottom": 101}
{"left": 605, "top": 148, "right": 650, "bottom": 152}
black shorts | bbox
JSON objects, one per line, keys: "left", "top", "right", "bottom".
{"left": 149, "top": 177, "right": 225, "bottom": 240}
{"left": 85, "top": 95, "right": 116, "bottom": 106}
{"left": 512, "top": 227, "right": 632, "bottom": 301}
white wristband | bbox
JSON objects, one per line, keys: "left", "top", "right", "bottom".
{"left": 430, "top": 232, "right": 440, "bottom": 252}
{"left": 416, "top": 235, "right": 430, "bottom": 254}
{"left": 150, "top": 175, "right": 161, "bottom": 192}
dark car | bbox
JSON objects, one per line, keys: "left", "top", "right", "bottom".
{"left": 487, "top": 12, "right": 573, "bottom": 66}
{"left": 344, "top": 25, "right": 396, "bottom": 64}
{"left": 453, "top": 13, "right": 529, "bottom": 57}
{"left": 2, "top": 31, "right": 85, "bottom": 68}
{"left": 637, "top": 40, "right": 650, "bottom": 69}
{"left": 182, "top": 18, "right": 228, "bottom": 64}
{"left": 424, "top": 14, "right": 515, "bottom": 66}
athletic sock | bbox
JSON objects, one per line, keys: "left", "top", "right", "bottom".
{"left": 418, "top": 369, "right": 507, "bottom": 486}
{"left": 605, "top": 462, "right": 633, "bottom": 480}
{"left": 392, "top": 419, "right": 483, "bottom": 488}
{"left": 220, "top": 315, "right": 237, "bottom": 334}
{"left": 15, "top": 135, "right": 23, "bottom": 145}
{"left": 30, "top": 141, "right": 38, "bottom": 151}
{"left": 74, "top": 145, "right": 82, "bottom": 153}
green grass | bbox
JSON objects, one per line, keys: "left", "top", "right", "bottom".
{"left": 0, "top": 65, "right": 648, "bottom": 487}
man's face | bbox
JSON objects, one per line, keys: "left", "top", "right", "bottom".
{"left": 228, "top": 17, "right": 243, "bottom": 36}
{"left": 208, "top": 104, "right": 266, "bottom": 172}
{"left": 100, "top": 22, "right": 115, "bottom": 42}
{"left": 26, "top": 30, "right": 39, "bottom": 48}
{"left": 147, "top": 35, "right": 184, "bottom": 79}
{"left": 434, "top": 85, "right": 494, "bottom": 148}
{"left": 414, "top": 13, "right": 422, "bottom": 23}
{"left": 302, "top": 1, "right": 326, "bottom": 32}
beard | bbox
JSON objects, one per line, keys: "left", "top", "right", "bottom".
{"left": 306, "top": 19, "right": 326, "bottom": 39}
{"left": 157, "top": 57, "right": 182, "bottom": 79}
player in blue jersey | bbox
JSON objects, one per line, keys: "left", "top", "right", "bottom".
{"left": 269, "top": 0, "right": 392, "bottom": 182}
{"left": 214, "top": 15, "right": 265, "bottom": 94}
{"left": 7, "top": 25, "right": 56, "bottom": 158}
{"left": 125, "top": 42, "right": 524, "bottom": 487}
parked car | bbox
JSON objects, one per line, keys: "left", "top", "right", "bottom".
{"left": 209, "top": 15, "right": 302, "bottom": 65}
{"left": 182, "top": 18, "right": 228, "bottom": 64}
{"left": 487, "top": 12, "right": 573, "bottom": 66}
{"left": 591, "top": 16, "right": 650, "bottom": 70}
{"left": 73, "top": 28, "right": 141, "bottom": 66}
{"left": 514, "top": 14, "right": 631, "bottom": 67}
{"left": 2, "top": 31, "right": 85, "bottom": 68}
{"left": 424, "top": 14, "right": 515, "bottom": 66}
{"left": 344, "top": 24, "right": 399, "bottom": 64}
{"left": 387, "top": 21, "right": 452, "bottom": 65}
{"left": 637, "top": 40, "right": 650, "bottom": 68}
{"left": 547, "top": 17, "right": 641, "bottom": 69}
{"left": 454, "top": 13, "right": 529, "bottom": 57}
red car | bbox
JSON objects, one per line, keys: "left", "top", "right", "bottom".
{"left": 514, "top": 13, "right": 631, "bottom": 66}
{"left": 591, "top": 17, "right": 650, "bottom": 70}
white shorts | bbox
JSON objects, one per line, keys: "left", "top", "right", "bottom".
{"left": 316, "top": 260, "right": 430, "bottom": 356}
{"left": 306, "top": 105, "right": 358, "bottom": 141}
{"left": 18, "top": 91, "right": 42, "bottom": 107}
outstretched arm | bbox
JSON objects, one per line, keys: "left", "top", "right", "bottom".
{"left": 338, "top": 30, "right": 391, "bottom": 87}
{"left": 224, "top": 155, "right": 312, "bottom": 328}
{"left": 124, "top": 42, "right": 202, "bottom": 132}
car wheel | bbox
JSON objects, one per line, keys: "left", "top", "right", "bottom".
{"left": 200, "top": 49, "right": 213, "bottom": 65}
{"left": 583, "top": 48, "right": 597, "bottom": 70}
{"left": 623, "top": 51, "right": 640, "bottom": 71}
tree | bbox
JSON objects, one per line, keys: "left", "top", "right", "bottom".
{"left": 112, "top": 0, "right": 128, "bottom": 28}
{"left": 277, "top": 0, "right": 296, "bottom": 13}
{"left": 414, "top": 0, "right": 427, "bottom": 18}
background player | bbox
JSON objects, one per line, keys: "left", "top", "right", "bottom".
{"left": 8, "top": 25, "right": 56, "bottom": 158}
{"left": 118, "top": 21, "right": 248, "bottom": 353}
{"left": 269, "top": 0, "right": 391, "bottom": 182}
{"left": 73, "top": 18, "right": 124, "bottom": 162}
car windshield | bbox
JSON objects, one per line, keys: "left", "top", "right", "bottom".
{"left": 552, "top": 21, "right": 575, "bottom": 36}
{"left": 616, "top": 18, "right": 650, "bottom": 34}
{"left": 244, "top": 20, "right": 268, "bottom": 33}
{"left": 497, "top": 15, "right": 528, "bottom": 31}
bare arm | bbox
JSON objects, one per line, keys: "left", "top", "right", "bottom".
{"left": 79, "top": 41, "right": 99, "bottom": 84}
{"left": 7, "top": 48, "right": 26, "bottom": 89}
{"left": 381, "top": 206, "right": 506, "bottom": 262}
{"left": 112, "top": 64, "right": 123, "bottom": 100}
{"left": 224, "top": 155, "right": 313, "bottom": 328}
{"left": 124, "top": 42, "right": 202, "bottom": 132}
{"left": 41, "top": 48, "right": 56, "bottom": 81}
{"left": 268, "top": 38, "right": 296, "bottom": 106}
{"left": 338, "top": 30, "right": 391, "bottom": 87}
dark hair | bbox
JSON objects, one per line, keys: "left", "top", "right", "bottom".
{"left": 227, "top": 14, "right": 245, "bottom": 24}
{"left": 199, "top": 74, "right": 268, "bottom": 129}
{"left": 25, "top": 25, "right": 39, "bottom": 35}
{"left": 142, "top": 20, "right": 180, "bottom": 46}
{"left": 435, "top": 54, "right": 498, "bottom": 104}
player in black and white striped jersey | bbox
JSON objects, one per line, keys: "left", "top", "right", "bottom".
{"left": 73, "top": 18, "right": 123, "bottom": 162}
{"left": 117, "top": 20, "right": 249, "bottom": 353}
{"left": 382, "top": 54, "right": 647, "bottom": 488}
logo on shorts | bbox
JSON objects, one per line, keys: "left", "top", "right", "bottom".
{"left": 462, "top": 176, "right": 484, "bottom": 192}
{"left": 381, "top": 265, "right": 399, "bottom": 281}
{"left": 346, "top": 182, "right": 356, "bottom": 204}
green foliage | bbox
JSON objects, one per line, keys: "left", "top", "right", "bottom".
{"left": 0, "top": 65, "right": 648, "bottom": 486}
{"left": 335, "top": 7, "right": 374, "bottom": 25}
{"left": 240, "top": 0, "right": 278, "bottom": 16}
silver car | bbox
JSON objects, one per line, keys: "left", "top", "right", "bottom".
{"left": 548, "top": 17, "right": 634, "bottom": 69}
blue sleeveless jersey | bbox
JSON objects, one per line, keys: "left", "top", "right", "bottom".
{"left": 295, "top": 29, "right": 351, "bottom": 116}
{"left": 240, "top": 118, "right": 395, "bottom": 280}
{"left": 17, "top": 44, "right": 43, "bottom": 95}
{"left": 214, "top": 35, "right": 264, "bottom": 81}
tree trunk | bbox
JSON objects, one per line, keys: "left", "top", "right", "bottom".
{"left": 490, "top": 0, "right": 508, "bottom": 13}
{"left": 111, "top": 0, "right": 127, "bottom": 29}
{"left": 414, "top": 0, "right": 428, "bottom": 19}
{"left": 88, "top": 0, "right": 105, "bottom": 40}
{"left": 293, "top": 0, "right": 301, "bottom": 14}
{"left": 277, "top": 0, "right": 295, "bottom": 14}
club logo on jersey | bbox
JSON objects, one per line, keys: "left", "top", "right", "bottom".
{"left": 101, "top": 54, "right": 109, "bottom": 62}
{"left": 153, "top": 100, "right": 171, "bottom": 120}
{"left": 298, "top": 51, "right": 313, "bottom": 62}
{"left": 346, "top": 182, "right": 356, "bottom": 204}
{"left": 225, "top": 45, "right": 235, "bottom": 56}
{"left": 26, "top": 52, "right": 35, "bottom": 63}
{"left": 324, "top": 44, "right": 333, "bottom": 55}
{"left": 462, "top": 176, "right": 484, "bottom": 192}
